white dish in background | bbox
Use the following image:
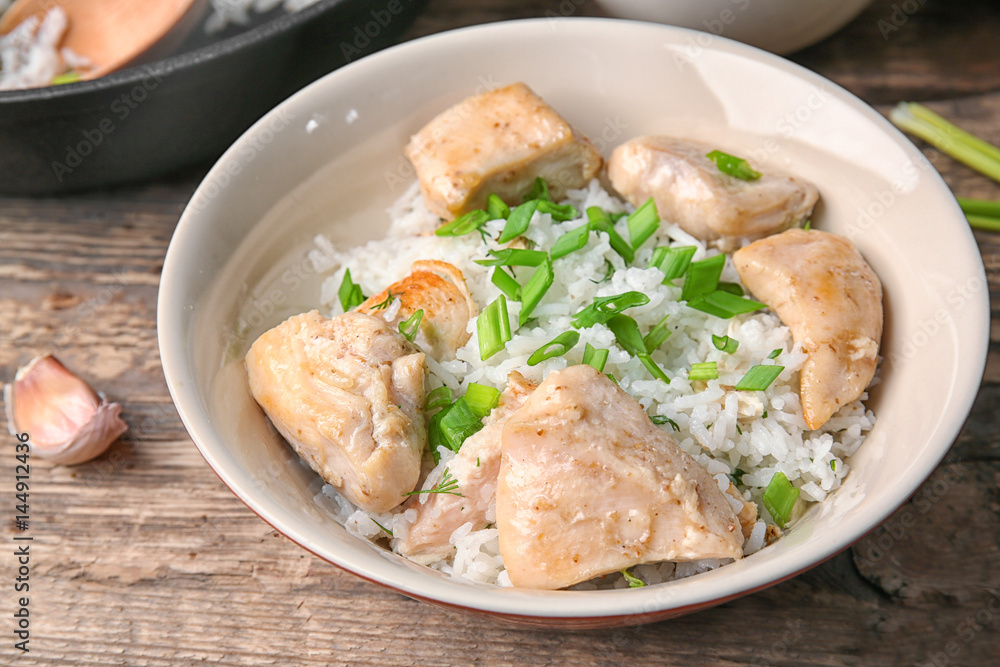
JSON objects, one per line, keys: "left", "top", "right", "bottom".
{"left": 593, "top": 0, "right": 875, "bottom": 54}
{"left": 157, "top": 18, "right": 988, "bottom": 627}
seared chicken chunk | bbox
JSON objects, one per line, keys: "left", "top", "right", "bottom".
{"left": 497, "top": 365, "right": 743, "bottom": 590}
{"left": 398, "top": 372, "right": 537, "bottom": 563}
{"left": 733, "top": 229, "right": 883, "bottom": 430}
{"left": 358, "top": 260, "right": 477, "bottom": 361}
{"left": 608, "top": 136, "right": 818, "bottom": 249}
{"left": 405, "top": 82, "right": 602, "bottom": 220}
{"left": 245, "top": 311, "right": 426, "bottom": 513}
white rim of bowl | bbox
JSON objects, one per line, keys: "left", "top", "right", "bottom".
{"left": 158, "top": 17, "right": 989, "bottom": 620}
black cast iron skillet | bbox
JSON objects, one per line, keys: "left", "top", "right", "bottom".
{"left": 0, "top": 0, "right": 427, "bottom": 195}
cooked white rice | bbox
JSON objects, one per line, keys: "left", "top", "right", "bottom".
{"left": 309, "top": 180, "right": 875, "bottom": 588}
{"left": 0, "top": 7, "right": 87, "bottom": 91}
{"left": 205, "top": 0, "right": 323, "bottom": 34}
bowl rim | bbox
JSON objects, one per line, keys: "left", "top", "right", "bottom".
{"left": 0, "top": 0, "right": 352, "bottom": 103}
{"left": 158, "top": 16, "right": 990, "bottom": 621}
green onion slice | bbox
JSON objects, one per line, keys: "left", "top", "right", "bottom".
{"left": 689, "top": 361, "right": 719, "bottom": 381}
{"left": 478, "top": 295, "right": 512, "bottom": 360}
{"left": 475, "top": 248, "right": 548, "bottom": 267}
{"left": 425, "top": 386, "right": 453, "bottom": 412}
{"left": 491, "top": 267, "right": 521, "bottom": 301}
{"left": 643, "top": 314, "right": 671, "bottom": 353}
{"left": 464, "top": 383, "right": 501, "bottom": 418}
{"left": 891, "top": 102, "right": 1000, "bottom": 185}
{"left": 527, "top": 331, "right": 581, "bottom": 366}
{"left": 536, "top": 200, "right": 579, "bottom": 222}
{"left": 768, "top": 348, "right": 782, "bottom": 359}
{"left": 398, "top": 309, "right": 423, "bottom": 342}
{"left": 717, "top": 281, "right": 744, "bottom": 296}
{"left": 550, "top": 223, "right": 591, "bottom": 260}
{"left": 734, "top": 364, "right": 784, "bottom": 391}
{"left": 648, "top": 245, "right": 697, "bottom": 283}
{"left": 427, "top": 409, "right": 450, "bottom": 462}
{"left": 437, "top": 397, "right": 483, "bottom": 453}
{"left": 587, "top": 206, "right": 634, "bottom": 264}
{"left": 802, "top": 219, "right": 812, "bottom": 231}
{"left": 638, "top": 354, "right": 669, "bottom": 382}
{"left": 519, "top": 258, "right": 554, "bottom": 326}
{"left": 762, "top": 472, "right": 799, "bottom": 528}
{"left": 681, "top": 254, "right": 725, "bottom": 301}
{"left": 435, "top": 209, "right": 490, "bottom": 237}
{"left": 337, "top": 268, "right": 366, "bottom": 311}
{"left": 650, "top": 414, "right": 680, "bottom": 431}
{"left": 706, "top": 149, "right": 762, "bottom": 181}
{"left": 571, "top": 292, "right": 650, "bottom": 328}
{"left": 626, "top": 198, "right": 660, "bottom": 250}
{"left": 620, "top": 568, "right": 646, "bottom": 588}
{"left": 498, "top": 200, "right": 539, "bottom": 243}
{"left": 581, "top": 343, "right": 609, "bottom": 372}
{"left": 526, "top": 177, "right": 551, "bottom": 201}
{"left": 606, "top": 314, "right": 647, "bottom": 357}
{"left": 486, "top": 194, "right": 510, "bottom": 220}
{"left": 51, "top": 71, "right": 82, "bottom": 85}
{"left": 687, "top": 290, "right": 766, "bottom": 319}
{"left": 712, "top": 334, "right": 739, "bottom": 354}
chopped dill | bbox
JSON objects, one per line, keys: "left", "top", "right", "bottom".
{"left": 371, "top": 291, "right": 396, "bottom": 310}
{"left": 404, "top": 468, "right": 463, "bottom": 497}
{"left": 371, "top": 518, "right": 393, "bottom": 537}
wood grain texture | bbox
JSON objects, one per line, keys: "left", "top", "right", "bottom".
{"left": 2, "top": 0, "right": 1000, "bottom": 665}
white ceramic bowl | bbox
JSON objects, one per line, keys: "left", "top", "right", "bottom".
{"left": 158, "top": 18, "right": 988, "bottom": 628}
{"left": 593, "top": 0, "right": 875, "bottom": 54}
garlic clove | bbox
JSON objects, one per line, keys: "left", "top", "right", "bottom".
{"left": 4, "top": 354, "right": 128, "bottom": 465}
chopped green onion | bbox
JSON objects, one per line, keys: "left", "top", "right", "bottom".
{"left": 687, "top": 290, "right": 766, "bottom": 319}
{"left": 398, "top": 309, "right": 423, "bottom": 342}
{"left": 571, "top": 291, "right": 650, "bottom": 328}
{"left": 526, "top": 177, "right": 551, "bottom": 201}
{"left": 620, "top": 568, "right": 646, "bottom": 588}
{"left": 648, "top": 245, "right": 697, "bottom": 283}
{"left": 606, "top": 314, "right": 647, "bottom": 356}
{"left": 891, "top": 102, "right": 1000, "bottom": 184}
{"left": 606, "top": 373, "right": 618, "bottom": 385}
{"left": 581, "top": 343, "right": 609, "bottom": 372}
{"left": 689, "top": 361, "right": 719, "bottom": 381}
{"left": 550, "top": 223, "right": 591, "bottom": 260}
{"left": 717, "top": 281, "right": 744, "bottom": 296}
{"left": 650, "top": 415, "right": 680, "bottom": 431}
{"left": 486, "top": 194, "right": 510, "bottom": 220}
{"left": 536, "top": 200, "right": 579, "bottom": 221}
{"left": 587, "top": 207, "right": 634, "bottom": 264}
{"left": 464, "top": 383, "right": 501, "bottom": 418}
{"left": 762, "top": 472, "right": 799, "bottom": 528}
{"left": 51, "top": 71, "right": 81, "bottom": 85}
{"left": 802, "top": 219, "right": 812, "bottom": 231}
{"left": 498, "top": 200, "right": 539, "bottom": 243}
{"left": 405, "top": 468, "right": 463, "bottom": 497}
{"left": 527, "top": 331, "right": 581, "bottom": 366}
{"left": 491, "top": 267, "right": 521, "bottom": 300}
{"left": 768, "top": 348, "right": 782, "bottom": 359}
{"left": 681, "top": 254, "right": 725, "bottom": 301}
{"left": 519, "top": 258, "right": 554, "bottom": 326}
{"left": 734, "top": 364, "right": 785, "bottom": 391}
{"left": 371, "top": 518, "right": 393, "bottom": 536}
{"left": 730, "top": 468, "right": 746, "bottom": 485}
{"left": 638, "top": 354, "right": 669, "bottom": 382}
{"left": 706, "top": 149, "right": 761, "bottom": 181}
{"left": 712, "top": 334, "right": 739, "bottom": 354}
{"left": 475, "top": 248, "right": 548, "bottom": 267}
{"left": 337, "top": 268, "right": 366, "bottom": 311}
{"left": 427, "top": 409, "right": 449, "bottom": 462}
{"left": 435, "top": 209, "right": 490, "bottom": 237}
{"left": 437, "top": 398, "right": 483, "bottom": 453}
{"left": 478, "top": 295, "right": 512, "bottom": 360}
{"left": 626, "top": 198, "right": 660, "bottom": 249}
{"left": 643, "top": 314, "right": 671, "bottom": 353}
{"left": 426, "top": 386, "right": 453, "bottom": 411}
{"left": 591, "top": 258, "right": 614, "bottom": 284}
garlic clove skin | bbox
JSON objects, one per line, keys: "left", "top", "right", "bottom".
{"left": 4, "top": 354, "right": 128, "bottom": 465}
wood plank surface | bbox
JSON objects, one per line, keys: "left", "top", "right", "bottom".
{"left": 2, "top": 0, "right": 1000, "bottom": 665}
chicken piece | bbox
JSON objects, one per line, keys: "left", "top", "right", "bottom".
{"left": 398, "top": 372, "right": 537, "bottom": 564}
{"left": 357, "top": 260, "right": 477, "bottom": 361}
{"left": 608, "top": 136, "right": 818, "bottom": 250}
{"left": 733, "top": 229, "right": 883, "bottom": 430}
{"left": 405, "top": 82, "right": 602, "bottom": 220}
{"left": 244, "top": 310, "right": 426, "bottom": 513}
{"left": 726, "top": 483, "right": 758, "bottom": 542}
{"left": 497, "top": 365, "right": 743, "bottom": 590}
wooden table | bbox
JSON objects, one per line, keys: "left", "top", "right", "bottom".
{"left": 2, "top": 1, "right": 999, "bottom": 664}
